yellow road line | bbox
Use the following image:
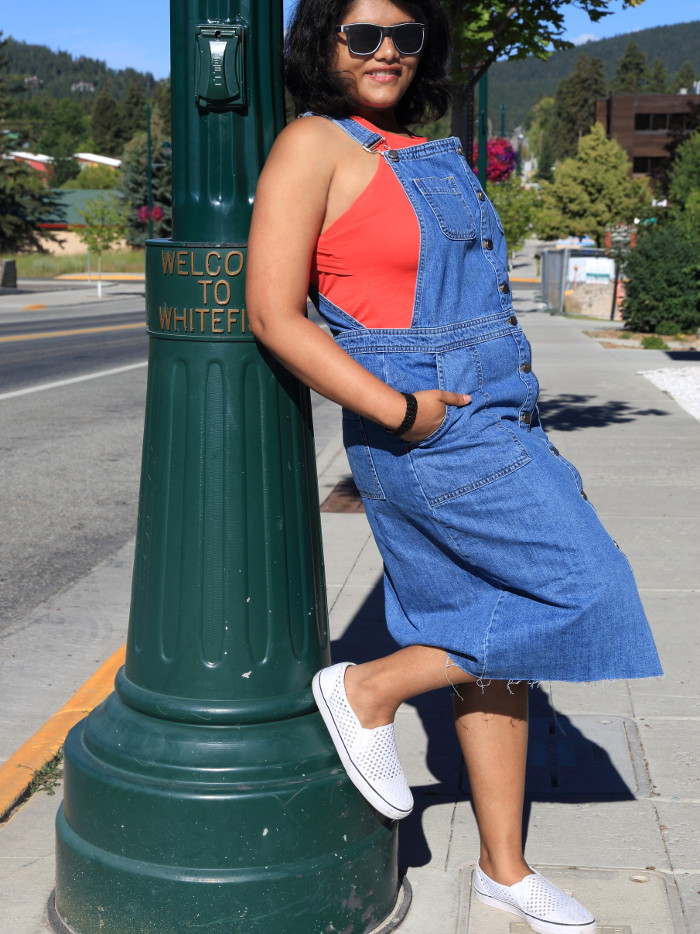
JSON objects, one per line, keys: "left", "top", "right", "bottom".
{"left": 0, "top": 645, "right": 126, "bottom": 821}
{"left": 0, "top": 322, "right": 145, "bottom": 343}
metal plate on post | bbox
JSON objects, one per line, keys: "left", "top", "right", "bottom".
{"left": 195, "top": 24, "right": 246, "bottom": 109}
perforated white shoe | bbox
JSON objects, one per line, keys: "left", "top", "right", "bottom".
{"left": 472, "top": 862, "right": 597, "bottom": 934}
{"left": 312, "top": 662, "right": 413, "bottom": 820}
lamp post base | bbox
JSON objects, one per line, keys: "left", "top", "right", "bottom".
{"left": 52, "top": 690, "right": 403, "bottom": 934}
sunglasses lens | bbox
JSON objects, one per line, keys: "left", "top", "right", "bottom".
{"left": 393, "top": 23, "right": 424, "bottom": 54}
{"left": 346, "top": 24, "right": 382, "bottom": 54}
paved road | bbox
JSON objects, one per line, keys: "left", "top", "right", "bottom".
{"left": 0, "top": 292, "right": 149, "bottom": 633}
{"left": 0, "top": 286, "right": 340, "bottom": 635}
{"left": 0, "top": 308, "right": 147, "bottom": 394}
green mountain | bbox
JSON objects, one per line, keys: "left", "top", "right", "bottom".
{"left": 489, "top": 19, "right": 700, "bottom": 133}
{"left": 1, "top": 36, "right": 156, "bottom": 101}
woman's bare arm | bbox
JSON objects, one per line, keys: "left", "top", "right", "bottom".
{"left": 246, "top": 118, "right": 469, "bottom": 440}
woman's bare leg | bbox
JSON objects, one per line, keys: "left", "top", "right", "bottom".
{"left": 344, "top": 644, "right": 476, "bottom": 728}
{"left": 342, "top": 646, "right": 531, "bottom": 885}
{"left": 454, "top": 680, "right": 531, "bottom": 885}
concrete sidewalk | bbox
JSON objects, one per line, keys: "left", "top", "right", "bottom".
{"left": 1, "top": 295, "right": 698, "bottom": 931}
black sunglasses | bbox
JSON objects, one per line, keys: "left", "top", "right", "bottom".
{"left": 336, "top": 22, "right": 426, "bottom": 56}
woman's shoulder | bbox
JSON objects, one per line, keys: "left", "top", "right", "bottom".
{"left": 259, "top": 116, "right": 349, "bottom": 197}
{"left": 264, "top": 115, "right": 353, "bottom": 177}
{"left": 274, "top": 114, "right": 347, "bottom": 150}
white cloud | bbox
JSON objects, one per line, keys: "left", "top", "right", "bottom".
{"left": 571, "top": 33, "right": 598, "bottom": 45}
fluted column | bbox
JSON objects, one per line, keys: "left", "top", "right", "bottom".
{"left": 52, "top": 2, "right": 403, "bottom": 932}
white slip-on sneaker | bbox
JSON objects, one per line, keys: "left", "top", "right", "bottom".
{"left": 312, "top": 662, "right": 413, "bottom": 820}
{"left": 472, "top": 862, "right": 597, "bottom": 934}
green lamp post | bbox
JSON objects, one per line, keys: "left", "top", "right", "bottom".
{"left": 50, "top": 2, "right": 407, "bottom": 932}
{"left": 477, "top": 69, "right": 489, "bottom": 189}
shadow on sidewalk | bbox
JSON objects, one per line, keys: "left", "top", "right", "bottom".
{"left": 538, "top": 393, "right": 668, "bottom": 432}
{"left": 330, "top": 579, "right": 635, "bottom": 873}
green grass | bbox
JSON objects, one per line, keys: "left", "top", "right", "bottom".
{"left": 28, "top": 749, "right": 64, "bottom": 797}
{"left": 641, "top": 335, "right": 668, "bottom": 350}
{"left": 0, "top": 249, "right": 145, "bottom": 278}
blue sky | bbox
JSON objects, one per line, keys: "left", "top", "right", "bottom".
{"left": 1, "top": 0, "right": 695, "bottom": 81}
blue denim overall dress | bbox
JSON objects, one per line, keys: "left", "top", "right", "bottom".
{"left": 309, "top": 116, "right": 662, "bottom": 683}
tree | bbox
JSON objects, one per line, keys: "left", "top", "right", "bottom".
{"left": 550, "top": 54, "right": 607, "bottom": 162}
{"left": 92, "top": 84, "right": 129, "bottom": 157}
{"left": 441, "top": 0, "right": 645, "bottom": 141}
{"left": 646, "top": 58, "right": 669, "bottom": 94}
{"left": 119, "top": 127, "right": 172, "bottom": 246}
{"left": 622, "top": 223, "right": 700, "bottom": 333}
{"left": 70, "top": 193, "right": 129, "bottom": 298}
{"left": 489, "top": 177, "right": 538, "bottom": 258}
{"left": 0, "top": 32, "right": 60, "bottom": 252}
{"left": 611, "top": 41, "right": 649, "bottom": 94}
{"left": 534, "top": 122, "right": 650, "bottom": 246}
{"left": 526, "top": 96, "right": 557, "bottom": 181}
{"left": 669, "top": 130, "right": 700, "bottom": 207}
{"left": 537, "top": 134, "right": 556, "bottom": 182}
{"left": 121, "top": 78, "right": 148, "bottom": 140}
{"left": 62, "top": 164, "right": 121, "bottom": 190}
{"left": 671, "top": 61, "right": 696, "bottom": 94}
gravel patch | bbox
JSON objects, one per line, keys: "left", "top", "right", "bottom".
{"left": 640, "top": 367, "right": 700, "bottom": 422}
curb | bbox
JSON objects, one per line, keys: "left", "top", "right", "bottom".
{"left": 55, "top": 274, "right": 145, "bottom": 282}
{"left": 0, "top": 645, "right": 125, "bottom": 822}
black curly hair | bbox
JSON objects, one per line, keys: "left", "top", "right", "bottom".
{"left": 284, "top": 0, "right": 451, "bottom": 125}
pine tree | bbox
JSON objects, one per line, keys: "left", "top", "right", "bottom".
{"left": 526, "top": 96, "right": 557, "bottom": 181}
{"left": 121, "top": 78, "right": 148, "bottom": 140}
{"left": 151, "top": 79, "right": 171, "bottom": 139}
{"left": 0, "top": 33, "right": 60, "bottom": 252}
{"left": 551, "top": 54, "right": 607, "bottom": 162}
{"left": 537, "top": 134, "right": 555, "bottom": 182}
{"left": 611, "top": 41, "right": 649, "bottom": 94}
{"left": 646, "top": 58, "right": 669, "bottom": 94}
{"left": 534, "top": 123, "right": 651, "bottom": 246}
{"left": 119, "top": 128, "right": 172, "bottom": 246}
{"left": 92, "top": 84, "right": 129, "bottom": 157}
{"left": 671, "top": 62, "right": 696, "bottom": 94}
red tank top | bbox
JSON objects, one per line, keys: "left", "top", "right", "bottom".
{"left": 310, "top": 117, "right": 426, "bottom": 330}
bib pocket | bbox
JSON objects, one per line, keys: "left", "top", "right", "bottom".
{"left": 413, "top": 176, "right": 477, "bottom": 240}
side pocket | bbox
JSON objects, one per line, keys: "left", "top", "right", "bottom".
{"left": 342, "top": 411, "right": 386, "bottom": 500}
{"left": 409, "top": 410, "right": 531, "bottom": 507}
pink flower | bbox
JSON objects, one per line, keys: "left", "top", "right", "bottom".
{"left": 151, "top": 205, "right": 164, "bottom": 222}
{"left": 137, "top": 205, "right": 150, "bottom": 222}
{"left": 472, "top": 137, "right": 518, "bottom": 183}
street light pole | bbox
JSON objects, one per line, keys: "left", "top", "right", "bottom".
{"left": 51, "top": 3, "right": 404, "bottom": 933}
{"left": 146, "top": 102, "right": 154, "bottom": 240}
{"left": 477, "top": 69, "right": 489, "bottom": 188}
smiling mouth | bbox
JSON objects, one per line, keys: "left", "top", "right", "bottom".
{"left": 366, "top": 69, "right": 401, "bottom": 79}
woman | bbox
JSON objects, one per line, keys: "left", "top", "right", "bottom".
{"left": 246, "top": 2, "right": 662, "bottom": 932}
